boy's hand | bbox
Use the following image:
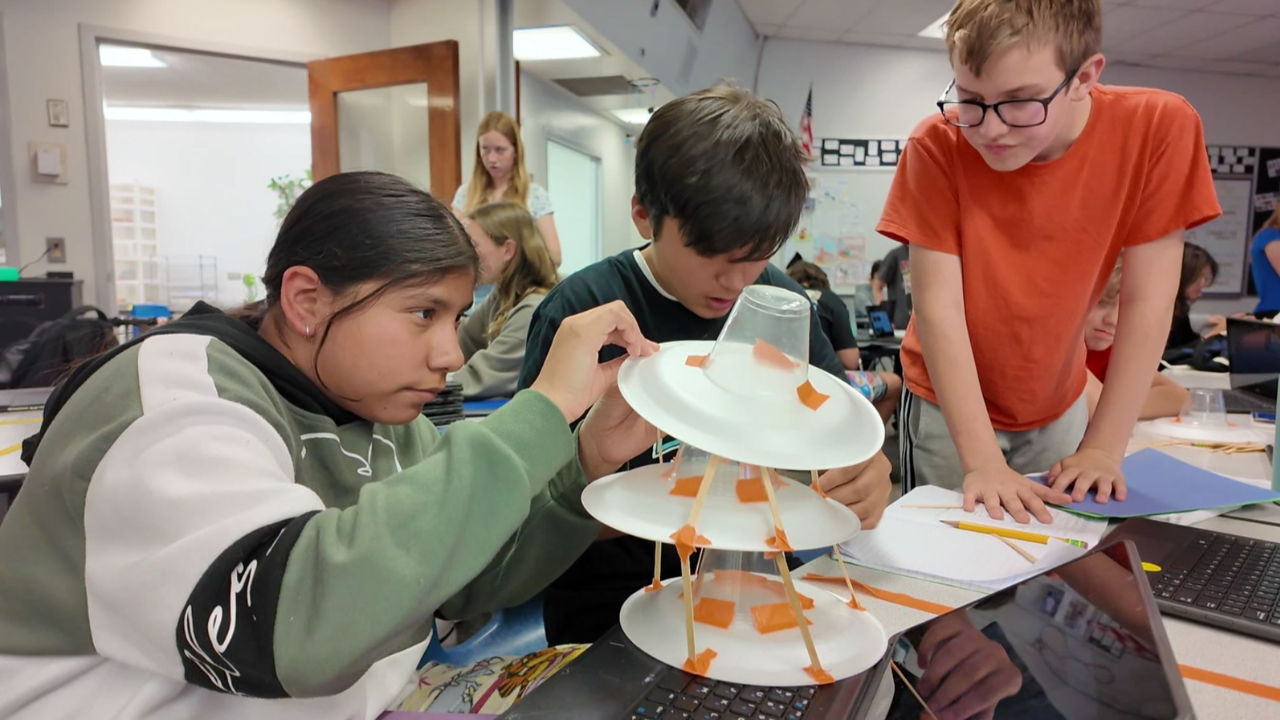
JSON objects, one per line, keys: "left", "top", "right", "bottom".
{"left": 530, "top": 301, "right": 659, "bottom": 423}
{"left": 1048, "top": 448, "right": 1127, "bottom": 503}
{"left": 818, "top": 452, "right": 892, "bottom": 529}
{"left": 577, "top": 383, "right": 655, "bottom": 482}
{"left": 962, "top": 464, "right": 1071, "bottom": 524}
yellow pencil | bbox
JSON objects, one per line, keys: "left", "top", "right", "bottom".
{"left": 941, "top": 520, "right": 1089, "bottom": 549}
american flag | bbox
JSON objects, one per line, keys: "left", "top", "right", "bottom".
{"left": 799, "top": 83, "right": 814, "bottom": 159}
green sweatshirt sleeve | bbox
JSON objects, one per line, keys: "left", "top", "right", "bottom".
{"left": 273, "top": 390, "right": 598, "bottom": 698}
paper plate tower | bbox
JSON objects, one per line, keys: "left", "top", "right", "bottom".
{"left": 582, "top": 285, "right": 889, "bottom": 686}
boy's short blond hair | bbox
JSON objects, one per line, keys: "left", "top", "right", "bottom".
{"left": 1100, "top": 256, "right": 1123, "bottom": 305}
{"left": 947, "top": 0, "right": 1102, "bottom": 77}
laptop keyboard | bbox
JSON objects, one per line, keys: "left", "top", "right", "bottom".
{"left": 1222, "top": 389, "right": 1275, "bottom": 414}
{"left": 1151, "top": 531, "right": 1280, "bottom": 625}
{"left": 626, "top": 669, "right": 816, "bottom": 720}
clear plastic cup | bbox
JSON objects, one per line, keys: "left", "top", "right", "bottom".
{"left": 1180, "top": 388, "right": 1228, "bottom": 428}
{"left": 691, "top": 549, "right": 787, "bottom": 629}
{"left": 704, "top": 285, "right": 811, "bottom": 398}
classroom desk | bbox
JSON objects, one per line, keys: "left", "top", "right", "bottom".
{"left": 0, "top": 408, "right": 42, "bottom": 523}
{"left": 800, "top": 514, "right": 1280, "bottom": 719}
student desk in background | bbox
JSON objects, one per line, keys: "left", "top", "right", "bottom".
{"left": 0, "top": 388, "right": 49, "bottom": 524}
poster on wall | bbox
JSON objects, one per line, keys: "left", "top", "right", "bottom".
{"left": 1254, "top": 147, "right": 1280, "bottom": 234}
{"left": 1189, "top": 177, "right": 1255, "bottom": 296}
{"left": 784, "top": 174, "right": 870, "bottom": 292}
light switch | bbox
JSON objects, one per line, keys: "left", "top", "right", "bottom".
{"left": 36, "top": 148, "right": 62, "bottom": 176}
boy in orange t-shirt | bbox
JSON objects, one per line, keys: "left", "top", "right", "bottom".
{"left": 878, "top": 0, "right": 1221, "bottom": 523}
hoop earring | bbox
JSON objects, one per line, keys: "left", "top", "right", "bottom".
{"left": 304, "top": 325, "right": 313, "bottom": 339}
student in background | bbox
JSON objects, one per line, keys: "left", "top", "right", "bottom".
{"left": 881, "top": 0, "right": 1219, "bottom": 522}
{"left": 873, "top": 244, "right": 913, "bottom": 329}
{"left": 452, "top": 112, "right": 562, "bottom": 267}
{"left": 1085, "top": 260, "right": 1189, "bottom": 420}
{"left": 518, "top": 85, "right": 892, "bottom": 644}
{"left": 0, "top": 172, "right": 659, "bottom": 720}
{"left": 1250, "top": 207, "right": 1280, "bottom": 318}
{"left": 456, "top": 201, "right": 559, "bottom": 398}
{"left": 788, "top": 260, "right": 902, "bottom": 420}
{"left": 1168, "top": 242, "right": 1222, "bottom": 348}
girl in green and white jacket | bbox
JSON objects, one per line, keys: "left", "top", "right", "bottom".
{"left": 0, "top": 171, "right": 658, "bottom": 720}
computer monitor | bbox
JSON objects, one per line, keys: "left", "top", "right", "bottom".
{"left": 1227, "top": 318, "right": 1280, "bottom": 400}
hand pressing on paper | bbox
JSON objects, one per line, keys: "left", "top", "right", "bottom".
{"left": 1048, "top": 447, "right": 1127, "bottom": 504}
{"left": 962, "top": 463, "right": 1071, "bottom": 525}
{"left": 915, "top": 613, "right": 1022, "bottom": 720}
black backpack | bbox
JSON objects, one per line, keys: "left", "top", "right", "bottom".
{"left": 0, "top": 306, "right": 120, "bottom": 389}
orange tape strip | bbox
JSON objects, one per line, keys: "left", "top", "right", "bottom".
{"left": 805, "top": 573, "right": 1280, "bottom": 703}
{"left": 1178, "top": 665, "right": 1280, "bottom": 704}
{"left": 803, "top": 573, "right": 955, "bottom": 616}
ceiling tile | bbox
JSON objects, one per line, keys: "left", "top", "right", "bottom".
{"left": 1121, "top": 11, "right": 1255, "bottom": 54}
{"left": 1236, "top": 42, "right": 1280, "bottom": 62}
{"left": 1201, "top": 0, "right": 1280, "bottom": 13}
{"left": 854, "top": 0, "right": 955, "bottom": 36}
{"left": 1132, "top": 0, "right": 1221, "bottom": 9}
{"left": 1138, "top": 55, "right": 1211, "bottom": 70}
{"left": 774, "top": 25, "right": 848, "bottom": 42}
{"left": 1200, "top": 60, "right": 1280, "bottom": 75}
{"left": 1102, "top": 6, "right": 1189, "bottom": 45}
{"left": 786, "top": 0, "right": 879, "bottom": 30}
{"left": 1179, "top": 17, "right": 1280, "bottom": 59}
{"left": 735, "top": 0, "right": 804, "bottom": 27}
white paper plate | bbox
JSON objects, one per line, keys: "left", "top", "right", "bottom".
{"left": 618, "top": 340, "right": 884, "bottom": 471}
{"left": 1143, "top": 417, "right": 1269, "bottom": 444}
{"left": 620, "top": 574, "right": 888, "bottom": 686}
{"left": 582, "top": 463, "right": 861, "bottom": 551}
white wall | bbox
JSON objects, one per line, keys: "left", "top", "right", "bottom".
{"left": 561, "top": 0, "right": 761, "bottom": 96}
{"left": 519, "top": 71, "right": 641, "bottom": 262}
{"left": 389, "top": 0, "right": 497, "bottom": 200}
{"left": 105, "top": 119, "right": 311, "bottom": 306}
{"left": 0, "top": 0, "right": 391, "bottom": 303}
{"left": 756, "top": 37, "right": 1280, "bottom": 312}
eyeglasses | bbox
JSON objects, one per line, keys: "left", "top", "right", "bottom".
{"left": 937, "top": 68, "right": 1080, "bottom": 129}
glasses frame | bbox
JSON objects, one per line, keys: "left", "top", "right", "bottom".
{"left": 936, "top": 68, "right": 1081, "bottom": 129}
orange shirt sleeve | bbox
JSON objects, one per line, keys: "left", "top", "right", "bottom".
{"left": 877, "top": 118, "right": 961, "bottom": 255}
{"left": 1125, "top": 97, "right": 1222, "bottom": 246}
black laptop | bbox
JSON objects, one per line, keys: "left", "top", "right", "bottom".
{"left": 1108, "top": 516, "right": 1280, "bottom": 642}
{"left": 502, "top": 539, "right": 1193, "bottom": 720}
{"left": 1221, "top": 317, "right": 1279, "bottom": 413}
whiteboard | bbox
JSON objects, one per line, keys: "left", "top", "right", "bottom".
{"left": 1188, "top": 177, "right": 1255, "bottom": 296}
{"left": 776, "top": 167, "right": 899, "bottom": 292}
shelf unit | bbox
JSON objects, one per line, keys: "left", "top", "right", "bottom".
{"left": 110, "top": 182, "right": 163, "bottom": 309}
{"left": 165, "top": 255, "right": 219, "bottom": 312}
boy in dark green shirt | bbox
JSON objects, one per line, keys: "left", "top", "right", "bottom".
{"left": 518, "top": 86, "right": 893, "bottom": 644}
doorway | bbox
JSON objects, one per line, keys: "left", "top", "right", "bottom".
{"left": 546, "top": 139, "right": 602, "bottom": 277}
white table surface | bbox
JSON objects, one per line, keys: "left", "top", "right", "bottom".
{"left": 0, "top": 410, "right": 41, "bottom": 480}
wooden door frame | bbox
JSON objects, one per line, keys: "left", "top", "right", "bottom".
{"left": 308, "top": 41, "right": 462, "bottom": 202}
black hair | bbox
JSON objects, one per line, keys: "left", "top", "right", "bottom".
{"left": 634, "top": 85, "right": 809, "bottom": 262}
{"left": 870, "top": 260, "right": 882, "bottom": 280}
{"left": 787, "top": 261, "right": 831, "bottom": 291}
{"left": 261, "top": 171, "right": 477, "bottom": 389}
{"left": 1176, "top": 242, "right": 1218, "bottom": 317}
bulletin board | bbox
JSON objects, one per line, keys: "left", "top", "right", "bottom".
{"left": 1189, "top": 146, "right": 1257, "bottom": 297}
{"left": 780, "top": 170, "right": 895, "bottom": 293}
{"left": 818, "top": 138, "right": 903, "bottom": 169}
{"left": 1254, "top": 147, "right": 1280, "bottom": 233}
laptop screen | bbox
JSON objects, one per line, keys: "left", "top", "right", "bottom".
{"left": 882, "top": 541, "right": 1189, "bottom": 720}
{"left": 868, "top": 310, "right": 894, "bottom": 338}
{"left": 1227, "top": 318, "right": 1280, "bottom": 399}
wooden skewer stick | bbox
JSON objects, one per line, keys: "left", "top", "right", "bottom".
{"left": 810, "top": 469, "right": 827, "bottom": 498}
{"left": 890, "top": 661, "right": 940, "bottom": 720}
{"left": 656, "top": 428, "right": 665, "bottom": 464}
{"left": 664, "top": 444, "right": 686, "bottom": 478}
{"left": 687, "top": 455, "right": 722, "bottom": 525}
{"left": 680, "top": 553, "right": 697, "bottom": 663}
{"left": 773, "top": 553, "right": 823, "bottom": 673}
{"left": 996, "top": 535, "right": 1038, "bottom": 563}
{"left": 760, "top": 467, "right": 787, "bottom": 533}
{"left": 653, "top": 541, "right": 662, "bottom": 586}
{"left": 832, "top": 547, "right": 864, "bottom": 610}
